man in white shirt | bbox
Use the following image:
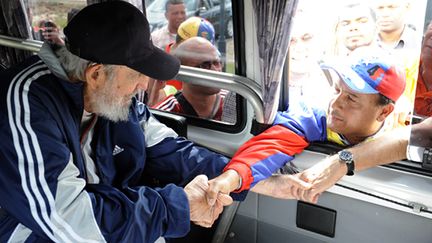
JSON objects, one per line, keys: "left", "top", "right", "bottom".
{"left": 372, "top": 0, "right": 419, "bottom": 51}
{"left": 151, "top": 0, "right": 186, "bottom": 49}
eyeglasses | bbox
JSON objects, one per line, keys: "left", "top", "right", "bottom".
{"left": 196, "top": 60, "right": 223, "bottom": 70}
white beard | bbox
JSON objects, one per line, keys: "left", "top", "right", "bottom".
{"left": 90, "top": 82, "right": 132, "bottom": 122}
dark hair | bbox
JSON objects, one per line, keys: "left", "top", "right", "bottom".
{"left": 377, "top": 93, "right": 394, "bottom": 106}
{"left": 165, "top": 0, "right": 185, "bottom": 12}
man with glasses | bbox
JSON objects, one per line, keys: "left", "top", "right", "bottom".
{"left": 145, "top": 16, "right": 216, "bottom": 106}
{"left": 153, "top": 37, "right": 227, "bottom": 120}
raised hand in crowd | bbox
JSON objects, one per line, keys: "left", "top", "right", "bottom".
{"left": 38, "top": 20, "right": 65, "bottom": 45}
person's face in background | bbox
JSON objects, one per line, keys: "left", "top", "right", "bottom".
{"left": 288, "top": 23, "right": 317, "bottom": 79}
{"left": 372, "top": 0, "right": 409, "bottom": 34}
{"left": 182, "top": 44, "right": 222, "bottom": 95}
{"left": 338, "top": 5, "right": 376, "bottom": 51}
{"left": 165, "top": 3, "right": 186, "bottom": 32}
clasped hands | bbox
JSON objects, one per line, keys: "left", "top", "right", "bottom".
{"left": 184, "top": 157, "right": 347, "bottom": 227}
{"left": 253, "top": 157, "right": 347, "bottom": 203}
{"left": 184, "top": 174, "right": 233, "bottom": 228}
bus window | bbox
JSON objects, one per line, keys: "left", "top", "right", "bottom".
{"left": 24, "top": 0, "right": 239, "bottom": 126}
{"left": 146, "top": 0, "right": 238, "bottom": 125}
{"left": 28, "top": 1, "right": 87, "bottom": 44}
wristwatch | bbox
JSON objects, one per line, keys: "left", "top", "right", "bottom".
{"left": 338, "top": 150, "right": 355, "bottom": 176}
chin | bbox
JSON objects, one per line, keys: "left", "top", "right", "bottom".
{"left": 95, "top": 101, "right": 131, "bottom": 123}
{"left": 102, "top": 110, "right": 130, "bottom": 123}
{"left": 327, "top": 122, "right": 345, "bottom": 134}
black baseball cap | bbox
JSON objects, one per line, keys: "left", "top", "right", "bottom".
{"left": 64, "top": 1, "right": 180, "bottom": 80}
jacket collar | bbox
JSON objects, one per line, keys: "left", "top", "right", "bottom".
{"left": 38, "top": 42, "right": 85, "bottom": 114}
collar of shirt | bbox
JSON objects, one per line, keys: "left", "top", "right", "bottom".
{"left": 326, "top": 121, "right": 386, "bottom": 147}
{"left": 376, "top": 25, "right": 418, "bottom": 50}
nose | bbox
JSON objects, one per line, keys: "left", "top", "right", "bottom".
{"left": 330, "top": 92, "right": 345, "bottom": 110}
{"left": 349, "top": 23, "right": 359, "bottom": 32}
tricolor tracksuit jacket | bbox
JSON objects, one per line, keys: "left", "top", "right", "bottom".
{"left": 225, "top": 101, "right": 352, "bottom": 192}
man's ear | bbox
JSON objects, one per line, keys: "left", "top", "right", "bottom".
{"left": 377, "top": 103, "right": 395, "bottom": 122}
{"left": 84, "top": 64, "right": 104, "bottom": 88}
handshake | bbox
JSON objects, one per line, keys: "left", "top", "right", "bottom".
{"left": 183, "top": 174, "right": 234, "bottom": 228}
{"left": 185, "top": 156, "right": 349, "bottom": 227}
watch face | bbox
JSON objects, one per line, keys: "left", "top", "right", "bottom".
{"left": 339, "top": 150, "right": 353, "bottom": 163}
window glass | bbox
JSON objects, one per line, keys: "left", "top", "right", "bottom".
{"left": 286, "top": 0, "right": 427, "bottom": 147}
{"left": 28, "top": 0, "right": 87, "bottom": 43}
{"left": 408, "top": 0, "right": 432, "bottom": 164}
{"left": 26, "top": 0, "right": 237, "bottom": 125}
{"left": 147, "top": 0, "right": 237, "bottom": 124}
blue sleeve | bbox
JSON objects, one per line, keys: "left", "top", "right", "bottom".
{"left": 224, "top": 102, "right": 329, "bottom": 191}
{"left": 145, "top": 136, "right": 229, "bottom": 186}
{"left": 145, "top": 136, "right": 248, "bottom": 201}
{"left": 86, "top": 183, "right": 190, "bottom": 241}
{"left": 140, "top": 107, "right": 247, "bottom": 200}
{"left": 273, "top": 101, "right": 328, "bottom": 142}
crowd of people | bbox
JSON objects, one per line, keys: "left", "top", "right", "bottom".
{"left": 288, "top": 0, "right": 422, "bottom": 127}
{"left": 0, "top": 0, "right": 431, "bottom": 242}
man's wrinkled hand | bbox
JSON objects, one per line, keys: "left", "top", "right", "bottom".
{"left": 295, "top": 157, "right": 346, "bottom": 203}
{"left": 207, "top": 170, "right": 240, "bottom": 206}
{"left": 251, "top": 174, "right": 314, "bottom": 202}
{"left": 184, "top": 175, "right": 233, "bottom": 228}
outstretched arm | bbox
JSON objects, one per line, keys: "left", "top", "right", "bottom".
{"left": 207, "top": 104, "right": 327, "bottom": 202}
{"left": 206, "top": 169, "right": 312, "bottom": 205}
{"left": 294, "top": 126, "right": 410, "bottom": 203}
{"left": 208, "top": 122, "right": 412, "bottom": 204}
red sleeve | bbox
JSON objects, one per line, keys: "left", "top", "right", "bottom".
{"left": 224, "top": 125, "right": 309, "bottom": 191}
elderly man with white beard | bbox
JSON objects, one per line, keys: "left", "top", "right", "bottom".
{"left": 0, "top": 2, "right": 251, "bottom": 242}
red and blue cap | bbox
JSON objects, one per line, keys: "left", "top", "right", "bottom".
{"left": 321, "top": 56, "right": 406, "bottom": 102}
